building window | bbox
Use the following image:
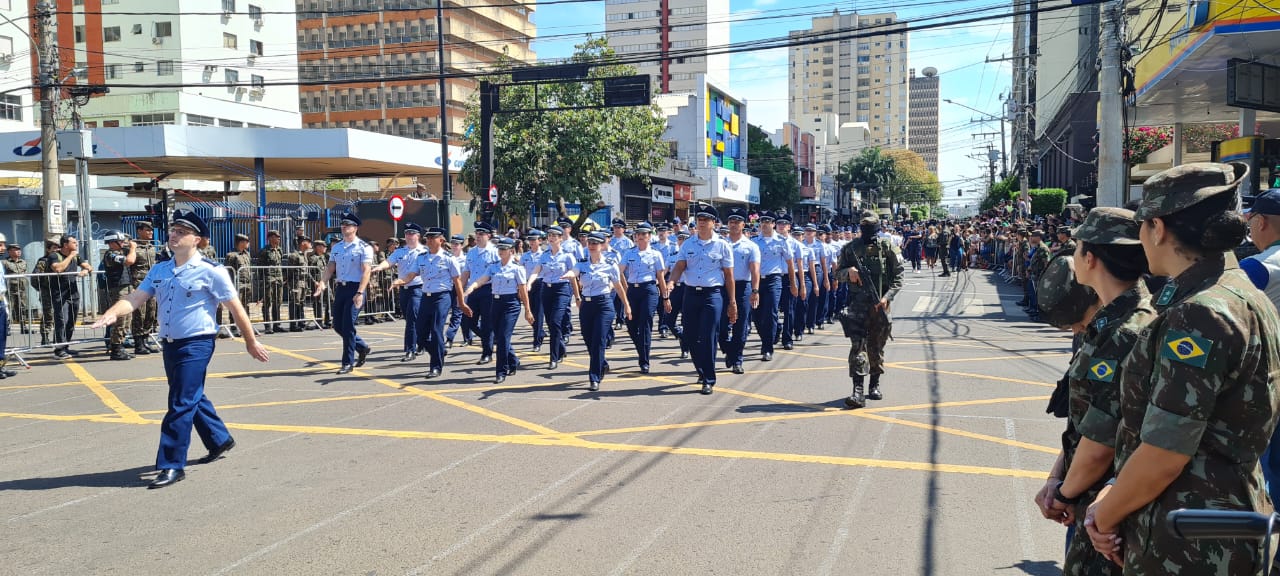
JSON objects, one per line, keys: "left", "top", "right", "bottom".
{"left": 248, "top": 4, "right": 262, "bottom": 19}
{"left": 105, "top": 64, "right": 120, "bottom": 79}
{"left": 132, "top": 23, "right": 143, "bottom": 34}
{"left": 218, "top": 119, "right": 243, "bottom": 127}
{"left": 154, "top": 22, "right": 172, "bottom": 37}
{"left": 156, "top": 60, "right": 174, "bottom": 76}
{"left": 187, "top": 114, "right": 215, "bottom": 126}
{"left": 251, "top": 74, "right": 264, "bottom": 88}
{"left": 103, "top": 119, "right": 119, "bottom": 127}
{"left": 222, "top": 0, "right": 235, "bottom": 11}
{"left": 103, "top": 26, "right": 121, "bottom": 42}
{"left": 0, "top": 94, "right": 20, "bottom": 121}
{"left": 225, "top": 69, "right": 239, "bottom": 85}
{"left": 223, "top": 33, "right": 238, "bottom": 49}
{"left": 74, "top": 25, "right": 84, "bottom": 43}
{"left": 134, "top": 61, "right": 145, "bottom": 72}
{"left": 131, "top": 113, "right": 176, "bottom": 126}
{"left": 249, "top": 39, "right": 264, "bottom": 55}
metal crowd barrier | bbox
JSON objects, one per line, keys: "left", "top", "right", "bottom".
{"left": 222, "top": 263, "right": 400, "bottom": 333}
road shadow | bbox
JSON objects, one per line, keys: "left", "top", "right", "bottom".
{"left": 736, "top": 400, "right": 844, "bottom": 414}
{"left": 0, "top": 465, "right": 153, "bottom": 491}
{"left": 995, "top": 559, "right": 1062, "bottom": 575}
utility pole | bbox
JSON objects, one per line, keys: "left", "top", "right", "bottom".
{"left": 1097, "top": 0, "right": 1125, "bottom": 208}
{"left": 34, "top": 1, "right": 62, "bottom": 237}
{"left": 435, "top": 0, "right": 452, "bottom": 234}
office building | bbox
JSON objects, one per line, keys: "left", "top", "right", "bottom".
{"left": 605, "top": 0, "right": 730, "bottom": 94}
{"left": 908, "top": 66, "right": 939, "bottom": 174}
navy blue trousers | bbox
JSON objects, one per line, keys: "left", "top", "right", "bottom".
{"left": 668, "top": 284, "right": 687, "bottom": 351}
{"left": 399, "top": 284, "right": 422, "bottom": 354}
{"left": 719, "top": 281, "right": 751, "bottom": 367}
{"left": 753, "top": 275, "right": 782, "bottom": 355}
{"left": 808, "top": 276, "right": 825, "bottom": 330}
{"left": 542, "top": 282, "right": 572, "bottom": 363}
{"left": 418, "top": 291, "right": 450, "bottom": 371}
{"left": 490, "top": 294, "right": 521, "bottom": 377}
{"left": 779, "top": 277, "right": 795, "bottom": 346}
{"left": 156, "top": 335, "right": 230, "bottom": 470}
{"left": 445, "top": 293, "right": 466, "bottom": 343}
{"left": 793, "top": 278, "right": 812, "bottom": 338}
{"left": 682, "top": 285, "right": 724, "bottom": 385}
{"left": 464, "top": 284, "right": 494, "bottom": 354}
{"left": 579, "top": 296, "right": 615, "bottom": 384}
{"left": 333, "top": 283, "right": 368, "bottom": 366}
{"left": 626, "top": 282, "right": 658, "bottom": 370}
{"left": 528, "top": 280, "right": 545, "bottom": 348}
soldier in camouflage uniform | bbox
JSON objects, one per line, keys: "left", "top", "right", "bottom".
{"left": 224, "top": 234, "right": 254, "bottom": 338}
{"left": 1085, "top": 163, "right": 1280, "bottom": 574}
{"left": 309, "top": 240, "right": 331, "bottom": 329}
{"left": 198, "top": 235, "right": 217, "bottom": 261}
{"left": 100, "top": 230, "right": 136, "bottom": 360}
{"left": 937, "top": 223, "right": 953, "bottom": 277}
{"left": 365, "top": 241, "right": 388, "bottom": 324}
{"left": 1053, "top": 225, "right": 1078, "bottom": 258}
{"left": 4, "top": 243, "right": 28, "bottom": 334}
{"left": 1023, "top": 230, "right": 1051, "bottom": 322}
{"left": 1033, "top": 208, "right": 1156, "bottom": 576}
{"left": 833, "top": 213, "right": 903, "bottom": 409}
{"left": 130, "top": 220, "right": 161, "bottom": 354}
{"left": 285, "top": 237, "right": 312, "bottom": 331}
{"left": 33, "top": 238, "right": 58, "bottom": 345}
{"left": 256, "top": 230, "right": 284, "bottom": 334}
{"left": 1013, "top": 229, "right": 1030, "bottom": 301}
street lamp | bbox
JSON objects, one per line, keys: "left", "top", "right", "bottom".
{"left": 944, "top": 98, "right": 1007, "bottom": 177}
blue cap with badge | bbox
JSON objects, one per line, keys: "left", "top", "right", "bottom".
{"left": 424, "top": 226, "right": 445, "bottom": 237}
{"left": 726, "top": 207, "right": 747, "bottom": 222}
{"left": 758, "top": 211, "right": 776, "bottom": 222}
{"left": 587, "top": 231, "right": 608, "bottom": 243}
{"left": 474, "top": 221, "right": 494, "bottom": 234}
{"left": 611, "top": 218, "right": 626, "bottom": 228}
{"left": 775, "top": 213, "right": 792, "bottom": 224}
{"left": 403, "top": 222, "right": 424, "bottom": 235}
{"left": 339, "top": 212, "right": 361, "bottom": 227}
{"left": 496, "top": 237, "right": 516, "bottom": 250}
{"left": 524, "top": 228, "right": 545, "bottom": 238}
{"left": 170, "top": 209, "right": 210, "bottom": 237}
{"left": 634, "top": 221, "right": 654, "bottom": 233}
{"left": 1246, "top": 189, "right": 1280, "bottom": 216}
{"left": 546, "top": 225, "right": 565, "bottom": 236}
{"left": 449, "top": 234, "right": 465, "bottom": 243}
{"left": 695, "top": 204, "right": 719, "bottom": 220}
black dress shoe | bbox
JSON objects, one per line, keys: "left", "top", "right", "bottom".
{"left": 1014, "top": 300, "right": 1028, "bottom": 307}
{"left": 679, "top": 351, "right": 689, "bottom": 360}
{"left": 478, "top": 354, "right": 492, "bottom": 365}
{"left": 356, "top": 346, "right": 370, "bottom": 367}
{"left": 495, "top": 374, "right": 506, "bottom": 384}
{"left": 336, "top": 364, "right": 354, "bottom": 374}
{"left": 588, "top": 380, "right": 600, "bottom": 391}
{"left": 400, "top": 352, "right": 414, "bottom": 362}
{"left": 148, "top": 468, "right": 185, "bottom": 489}
{"left": 425, "top": 368, "right": 441, "bottom": 379}
{"left": 700, "top": 383, "right": 713, "bottom": 395}
{"left": 533, "top": 344, "right": 542, "bottom": 353}
{"left": 603, "top": 363, "right": 611, "bottom": 374}
{"left": 197, "top": 437, "right": 235, "bottom": 464}
{"left": 446, "top": 341, "right": 453, "bottom": 349}
{"left": 549, "top": 360, "right": 559, "bottom": 370}
{"left": 0, "top": 368, "right": 15, "bottom": 378}
{"left": 506, "top": 366, "right": 517, "bottom": 376}
{"left": 639, "top": 365, "right": 649, "bottom": 374}
{"left": 782, "top": 343, "right": 794, "bottom": 351}
{"left": 732, "top": 363, "right": 744, "bottom": 375}
{"left": 762, "top": 352, "right": 773, "bottom": 362}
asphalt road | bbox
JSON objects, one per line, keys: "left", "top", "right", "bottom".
{"left": 1, "top": 267, "right": 1074, "bottom": 576}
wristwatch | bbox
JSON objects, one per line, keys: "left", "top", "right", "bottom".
{"left": 1053, "top": 483, "right": 1081, "bottom": 505}
{"left": 751, "top": 289, "right": 760, "bottom": 294}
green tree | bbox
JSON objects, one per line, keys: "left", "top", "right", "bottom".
{"left": 981, "top": 175, "right": 1019, "bottom": 212}
{"left": 839, "top": 147, "right": 896, "bottom": 211}
{"left": 746, "top": 124, "right": 799, "bottom": 211}
{"left": 457, "top": 38, "right": 669, "bottom": 227}
{"left": 882, "top": 149, "right": 941, "bottom": 211}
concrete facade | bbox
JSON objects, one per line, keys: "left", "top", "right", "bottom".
{"left": 605, "top": 0, "right": 730, "bottom": 94}
{"left": 908, "top": 67, "right": 939, "bottom": 174}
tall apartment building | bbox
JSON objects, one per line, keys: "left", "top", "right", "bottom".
{"left": 908, "top": 67, "right": 939, "bottom": 174}
{"left": 788, "top": 11, "right": 909, "bottom": 149}
{"left": 52, "top": 0, "right": 302, "bottom": 130}
{"left": 0, "top": 2, "right": 33, "bottom": 135}
{"left": 296, "top": 0, "right": 535, "bottom": 140}
{"left": 604, "top": 0, "right": 730, "bottom": 94}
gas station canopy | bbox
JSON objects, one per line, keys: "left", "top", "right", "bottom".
{"left": 0, "top": 126, "right": 469, "bottom": 181}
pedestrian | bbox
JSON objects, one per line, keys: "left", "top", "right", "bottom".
{"left": 834, "top": 213, "right": 903, "bottom": 408}
{"left": 131, "top": 220, "right": 161, "bottom": 354}
{"left": 522, "top": 229, "right": 546, "bottom": 352}
{"left": 1085, "top": 163, "right": 1280, "bottom": 572}
{"left": 460, "top": 222, "right": 499, "bottom": 363}
{"left": 256, "top": 230, "right": 284, "bottom": 334}
{"left": 720, "top": 208, "right": 759, "bottom": 375}
{"left": 92, "top": 209, "right": 268, "bottom": 489}
{"left": 527, "top": 225, "right": 577, "bottom": 370}
{"left": 4, "top": 240, "right": 28, "bottom": 334}
{"left": 444, "top": 234, "right": 469, "bottom": 347}
{"left": 668, "top": 204, "right": 736, "bottom": 394}
{"left": 101, "top": 230, "right": 137, "bottom": 360}
{"left": 285, "top": 237, "right": 312, "bottom": 331}
{"left": 567, "top": 231, "right": 631, "bottom": 391}
{"left": 222, "top": 234, "right": 254, "bottom": 337}
{"left": 751, "top": 211, "right": 796, "bottom": 362}
{"left": 463, "top": 237, "right": 534, "bottom": 383}
{"left": 308, "top": 240, "right": 331, "bottom": 329}
{"left": 618, "top": 221, "right": 669, "bottom": 374}
{"left": 393, "top": 227, "right": 470, "bottom": 379}
{"left": 375, "top": 223, "right": 427, "bottom": 361}
{"left": 313, "top": 212, "right": 373, "bottom": 375}
{"left": 44, "top": 235, "right": 91, "bottom": 359}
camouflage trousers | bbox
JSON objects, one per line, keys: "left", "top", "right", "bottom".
{"left": 262, "top": 281, "right": 282, "bottom": 324}
{"left": 106, "top": 287, "right": 133, "bottom": 348}
{"left": 38, "top": 296, "right": 53, "bottom": 343}
{"left": 132, "top": 295, "right": 157, "bottom": 339}
{"left": 846, "top": 306, "right": 890, "bottom": 379}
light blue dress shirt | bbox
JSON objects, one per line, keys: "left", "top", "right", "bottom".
{"left": 537, "top": 247, "right": 578, "bottom": 285}
{"left": 577, "top": 260, "right": 621, "bottom": 297}
{"left": 386, "top": 245, "right": 426, "bottom": 286}
{"left": 332, "top": 239, "right": 374, "bottom": 283}
{"left": 609, "top": 235, "right": 635, "bottom": 254}
{"left": 464, "top": 244, "right": 499, "bottom": 281}
{"left": 138, "top": 254, "right": 236, "bottom": 339}
{"left": 675, "top": 235, "right": 734, "bottom": 287}
{"left": 414, "top": 249, "right": 460, "bottom": 293}
{"left": 728, "top": 237, "right": 760, "bottom": 283}
{"left": 753, "top": 233, "right": 792, "bottom": 276}
{"left": 620, "top": 247, "right": 666, "bottom": 284}
{"left": 522, "top": 248, "right": 543, "bottom": 279}
{"left": 484, "top": 262, "right": 527, "bottom": 296}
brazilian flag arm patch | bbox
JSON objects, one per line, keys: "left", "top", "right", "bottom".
{"left": 1088, "top": 359, "right": 1117, "bottom": 383}
{"left": 1160, "top": 330, "right": 1214, "bottom": 369}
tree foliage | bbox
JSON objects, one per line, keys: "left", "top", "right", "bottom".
{"left": 457, "top": 38, "right": 669, "bottom": 226}
{"left": 837, "top": 147, "right": 895, "bottom": 210}
{"left": 881, "top": 149, "right": 941, "bottom": 208}
{"left": 981, "top": 174, "right": 1019, "bottom": 211}
{"left": 746, "top": 124, "right": 799, "bottom": 211}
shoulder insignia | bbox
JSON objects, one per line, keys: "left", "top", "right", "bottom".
{"left": 1088, "top": 359, "right": 1117, "bottom": 382}
{"left": 1094, "top": 316, "right": 1108, "bottom": 332}
{"left": 1155, "top": 283, "right": 1177, "bottom": 306}
{"left": 1161, "top": 330, "right": 1214, "bottom": 368}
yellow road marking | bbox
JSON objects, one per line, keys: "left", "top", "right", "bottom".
{"left": 776, "top": 350, "right": 846, "bottom": 362}
{"left": 94, "top": 366, "right": 337, "bottom": 386}
{"left": 0, "top": 381, "right": 87, "bottom": 391}
{"left": 852, "top": 412, "right": 1059, "bottom": 454}
{"left": 890, "top": 352, "right": 1071, "bottom": 366}
{"left": 860, "top": 395, "right": 1053, "bottom": 414}
{"left": 65, "top": 361, "right": 145, "bottom": 423}
{"left": 889, "top": 365, "right": 1055, "bottom": 388}
{"left": 0, "top": 411, "right": 131, "bottom": 423}
{"left": 568, "top": 411, "right": 841, "bottom": 437}
{"left": 119, "top": 391, "right": 420, "bottom": 417}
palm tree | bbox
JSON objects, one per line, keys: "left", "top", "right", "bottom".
{"left": 842, "top": 147, "right": 896, "bottom": 212}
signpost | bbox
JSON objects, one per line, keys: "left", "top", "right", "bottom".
{"left": 487, "top": 185, "right": 498, "bottom": 204}
{"left": 388, "top": 194, "right": 404, "bottom": 236}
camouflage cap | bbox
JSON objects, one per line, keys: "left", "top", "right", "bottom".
{"left": 1036, "top": 255, "right": 1098, "bottom": 329}
{"left": 1133, "top": 162, "right": 1248, "bottom": 221}
{"left": 1072, "top": 207, "right": 1140, "bottom": 245}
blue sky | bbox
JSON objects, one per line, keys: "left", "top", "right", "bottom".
{"left": 531, "top": 0, "right": 1020, "bottom": 207}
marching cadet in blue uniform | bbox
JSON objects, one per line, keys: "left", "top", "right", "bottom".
{"left": 314, "top": 212, "right": 373, "bottom": 374}
{"left": 790, "top": 226, "right": 817, "bottom": 342}
{"left": 609, "top": 218, "right": 635, "bottom": 332}
{"left": 373, "top": 222, "right": 427, "bottom": 361}
{"left": 92, "top": 209, "right": 268, "bottom": 489}
{"left": 527, "top": 225, "right": 578, "bottom": 370}
{"left": 464, "top": 238, "right": 534, "bottom": 383}
{"left": 618, "top": 221, "right": 670, "bottom": 374}
{"left": 774, "top": 215, "right": 805, "bottom": 350}
{"left": 752, "top": 212, "right": 797, "bottom": 362}
{"left": 460, "top": 222, "right": 500, "bottom": 363}
{"left": 654, "top": 222, "right": 678, "bottom": 339}
{"left": 721, "top": 208, "right": 760, "bottom": 374}
{"left": 445, "top": 234, "right": 469, "bottom": 347}
{"left": 805, "top": 224, "right": 831, "bottom": 332}
{"left": 668, "top": 229, "right": 691, "bottom": 358}
{"left": 566, "top": 232, "right": 631, "bottom": 391}
{"left": 393, "top": 227, "right": 470, "bottom": 379}
{"left": 669, "top": 205, "right": 736, "bottom": 394}
{"left": 522, "top": 229, "right": 546, "bottom": 352}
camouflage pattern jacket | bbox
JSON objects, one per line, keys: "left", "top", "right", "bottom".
{"left": 833, "top": 236, "right": 904, "bottom": 321}
{"left": 1026, "top": 243, "right": 1050, "bottom": 279}
{"left": 1113, "top": 253, "right": 1280, "bottom": 574}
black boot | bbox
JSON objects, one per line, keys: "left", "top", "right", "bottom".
{"left": 867, "top": 377, "right": 883, "bottom": 401}
{"left": 844, "top": 380, "right": 865, "bottom": 410}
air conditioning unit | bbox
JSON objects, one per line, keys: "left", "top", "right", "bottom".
{"left": 222, "top": 9, "right": 233, "bottom": 17}
{"left": 152, "top": 36, "right": 164, "bottom": 45}
{"left": 253, "top": 17, "right": 263, "bottom": 26}
{"left": 0, "top": 54, "right": 12, "bottom": 64}
{"left": 249, "top": 88, "right": 265, "bottom": 98}
{"left": 247, "top": 53, "right": 256, "bottom": 65}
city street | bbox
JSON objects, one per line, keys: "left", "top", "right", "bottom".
{"left": 2, "top": 268, "right": 1071, "bottom": 576}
